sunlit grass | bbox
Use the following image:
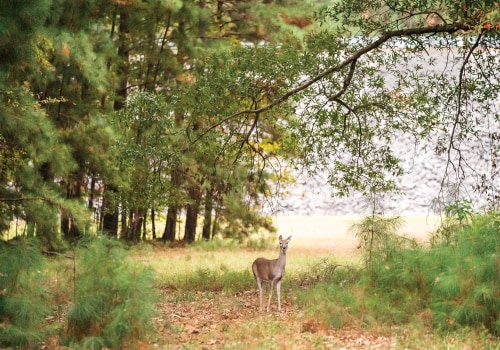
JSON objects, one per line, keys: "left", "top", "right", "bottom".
{"left": 130, "top": 239, "right": 354, "bottom": 295}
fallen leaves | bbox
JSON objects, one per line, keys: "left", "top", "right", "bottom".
{"left": 154, "top": 287, "right": 396, "bottom": 349}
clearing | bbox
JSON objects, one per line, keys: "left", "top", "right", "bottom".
{"left": 137, "top": 215, "right": 492, "bottom": 349}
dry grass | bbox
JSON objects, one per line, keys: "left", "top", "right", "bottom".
{"left": 125, "top": 215, "right": 498, "bottom": 349}
{"left": 13, "top": 214, "right": 489, "bottom": 349}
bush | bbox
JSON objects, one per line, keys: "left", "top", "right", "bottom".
{"left": 429, "top": 213, "right": 499, "bottom": 334}
{"left": 370, "top": 212, "right": 499, "bottom": 334}
{"left": 298, "top": 212, "right": 500, "bottom": 335}
{"left": 64, "top": 236, "right": 158, "bottom": 348}
{"left": 0, "top": 238, "right": 51, "bottom": 348}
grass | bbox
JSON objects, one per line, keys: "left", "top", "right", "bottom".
{"left": 140, "top": 214, "right": 497, "bottom": 349}
{"left": 2, "top": 214, "right": 498, "bottom": 349}
{"left": 132, "top": 239, "right": 348, "bottom": 294}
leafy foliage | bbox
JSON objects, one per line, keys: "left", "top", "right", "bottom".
{"left": 2, "top": 0, "right": 500, "bottom": 246}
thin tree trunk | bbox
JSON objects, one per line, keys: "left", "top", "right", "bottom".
{"left": 162, "top": 166, "right": 183, "bottom": 242}
{"left": 119, "top": 205, "right": 126, "bottom": 238}
{"left": 184, "top": 184, "right": 201, "bottom": 243}
{"left": 128, "top": 209, "right": 134, "bottom": 240}
{"left": 211, "top": 204, "right": 220, "bottom": 239}
{"left": 89, "top": 175, "right": 96, "bottom": 223}
{"left": 202, "top": 186, "right": 213, "bottom": 240}
{"left": 151, "top": 208, "right": 156, "bottom": 240}
{"left": 102, "top": 185, "right": 119, "bottom": 236}
{"left": 142, "top": 209, "right": 147, "bottom": 240}
{"left": 62, "top": 177, "right": 83, "bottom": 239}
{"left": 103, "top": 7, "right": 129, "bottom": 237}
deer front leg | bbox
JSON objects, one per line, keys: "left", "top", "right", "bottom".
{"left": 276, "top": 280, "right": 282, "bottom": 311}
{"left": 267, "top": 281, "right": 274, "bottom": 312}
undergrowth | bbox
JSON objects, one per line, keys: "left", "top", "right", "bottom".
{"left": 296, "top": 212, "right": 500, "bottom": 338}
{"left": 64, "top": 236, "right": 158, "bottom": 349}
{"left": 0, "top": 238, "right": 51, "bottom": 348}
{"left": 0, "top": 236, "right": 158, "bottom": 349}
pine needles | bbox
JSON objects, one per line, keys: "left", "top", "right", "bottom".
{"left": 0, "top": 238, "right": 50, "bottom": 348}
{"left": 64, "top": 236, "right": 158, "bottom": 348}
{"left": 0, "top": 236, "right": 158, "bottom": 349}
{"left": 297, "top": 212, "right": 500, "bottom": 336}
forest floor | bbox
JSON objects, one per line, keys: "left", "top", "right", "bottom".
{"left": 134, "top": 215, "right": 494, "bottom": 350}
{"left": 153, "top": 289, "right": 398, "bottom": 349}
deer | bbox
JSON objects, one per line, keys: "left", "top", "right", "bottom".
{"left": 251, "top": 235, "right": 292, "bottom": 312}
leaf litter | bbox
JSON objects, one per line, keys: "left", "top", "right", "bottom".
{"left": 153, "top": 287, "right": 396, "bottom": 349}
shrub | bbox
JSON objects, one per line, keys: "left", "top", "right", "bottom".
{"left": 349, "top": 215, "right": 405, "bottom": 270}
{"left": 64, "top": 236, "right": 158, "bottom": 348}
{"left": 0, "top": 238, "right": 50, "bottom": 348}
{"left": 369, "top": 212, "right": 499, "bottom": 334}
{"left": 429, "top": 213, "right": 499, "bottom": 334}
{"left": 298, "top": 212, "right": 499, "bottom": 335}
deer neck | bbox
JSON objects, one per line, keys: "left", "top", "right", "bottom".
{"left": 276, "top": 250, "right": 287, "bottom": 267}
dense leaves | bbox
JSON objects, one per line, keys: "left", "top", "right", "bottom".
{"left": 0, "top": 0, "right": 499, "bottom": 246}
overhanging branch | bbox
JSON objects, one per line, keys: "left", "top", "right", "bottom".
{"left": 189, "top": 22, "right": 472, "bottom": 149}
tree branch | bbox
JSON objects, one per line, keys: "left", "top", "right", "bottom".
{"left": 438, "top": 32, "right": 482, "bottom": 208}
{"left": 188, "top": 22, "right": 472, "bottom": 150}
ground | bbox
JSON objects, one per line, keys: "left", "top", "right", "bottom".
{"left": 154, "top": 289, "right": 397, "bottom": 349}
{"left": 145, "top": 215, "right": 459, "bottom": 349}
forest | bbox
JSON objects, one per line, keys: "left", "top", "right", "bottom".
{"left": 0, "top": 0, "right": 499, "bottom": 349}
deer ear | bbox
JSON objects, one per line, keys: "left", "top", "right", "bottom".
{"left": 286, "top": 235, "right": 292, "bottom": 241}
{"left": 278, "top": 235, "right": 283, "bottom": 241}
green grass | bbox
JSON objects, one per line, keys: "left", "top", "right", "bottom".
{"left": 1, "top": 214, "right": 498, "bottom": 349}
{"left": 134, "top": 239, "right": 345, "bottom": 294}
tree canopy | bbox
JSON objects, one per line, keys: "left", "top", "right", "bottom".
{"left": 0, "top": 0, "right": 499, "bottom": 247}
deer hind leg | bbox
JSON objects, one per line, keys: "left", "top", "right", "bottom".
{"left": 256, "top": 278, "right": 263, "bottom": 311}
{"left": 267, "top": 281, "right": 274, "bottom": 312}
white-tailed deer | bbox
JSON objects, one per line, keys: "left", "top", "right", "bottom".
{"left": 252, "top": 235, "right": 292, "bottom": 312}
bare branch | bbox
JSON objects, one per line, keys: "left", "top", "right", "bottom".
{"left": 438, "top": 32, "right": 483, "bottom": 208}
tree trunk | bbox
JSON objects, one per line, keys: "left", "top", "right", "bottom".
{"left": 130, "top": 207, "right": 146, "bottom": 242}
{"left": 184, "top": 184, "right": 201, "bottom": 243}
{"left": 151, "top": 208, "right": 156, "bottom": 240}
{"left": 162, "top": 166, "right": 183, "bottom": 242}
{"left": 89, "top": 175, "right": 97, "bottom": 224}
{"left": 211, "top": 203, "right": 220, "bottom": 239}
{"left": 62, "top": 179, "right": 83, "bottom": 239}
{"left": 142, "top": 210, "right": 147, "bottom": 240}
{"left": 114, "top": 10, "right": 130, "bottom": 111}
{"left": 184, "top": 204, "right": 198, "bottom": 243}
{"left": 102, "top": 184, "right": 119, "bottom": 236}
{"left": 120, "top": 205, "right": 127, "bottom": 238}
{"left": 163, "top": 206, "right": 178, "bottom": 242}
{"left": 103, "top": 7, "right": 130, "bottom": 237}
{"left": 34, "top": 162, "right": 61, "bottom": 249}
{"left": 202, "top": 186, "right": 213, "bottom": 240}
